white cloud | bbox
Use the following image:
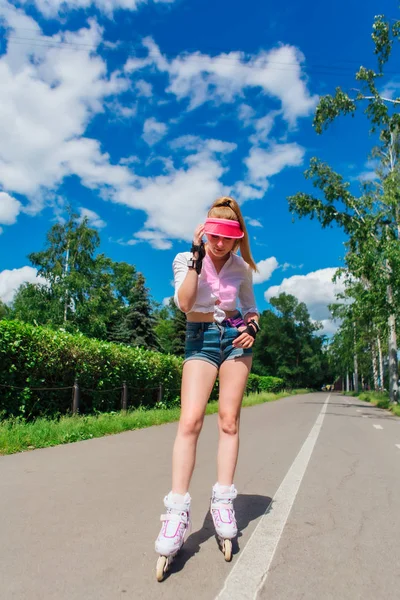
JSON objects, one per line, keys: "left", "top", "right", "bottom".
{"left": 265, "top": 267, "right": 346, "bottom": 334}
{"left": 357, "top": 159, "right": 379, "bottom": 182}
{"left": 234, "top": 182, "right": 265, "bottom": 201}
{"left": 249, "top": 111, "right": 280, "bottom": 145}
{"left": 238, "top": 104, "right": 255, "bottom": 126}
{"left": 133, "top": 230, "right": 172, "bottom": 249}
{"left": 107, "top": 100, "right": 137, "bottom": 119}
{"left": 0, "top": 5, "right": 130, "bottom": 205}
{"left": 0, "top": 266, "right": 46, "bottom": 304}
{"left": 19, "top": 0, "right": 177, "bottom": 18}
{"left": 142, "top": 117, "right": 168, "bottom": 146}
{"left": 162, "top": 296, "right": 172, "bottom": 306}
{"left": 282, "top": 262, "right": 303, "bottom": 271}
{"left": 317, "top": 319, "right": 341, "bottom": 336}
{"left": 0, "top": 192, "right": 22, "bottom": 226}
{"left": 253, "top": 257, "right": 279, "bottom": 284}
{"left": 245, "top": 143, "right": 305, "bottom": 186}
{"left": 381, "top": 79, "right": 400, "bottom": 101}
{"left": 0, "top": 5, "right": 314, "bottom": 252}
{"left": 131, "top": 38, "right": 318, "bottom": 125}
{"left": 234, "top": 142, "right": 305, "bottom": 201}
{"left": 136, "top": 79, "right": 153, "bottom": 97}
{"left": 79, "top": 207, "right": 106, "bottom": 228}
{"left": 112, "top": 138, "right": 236, "bottom": 246}
{"left": 246, "top": 217, "right": 263, "bottom": 227}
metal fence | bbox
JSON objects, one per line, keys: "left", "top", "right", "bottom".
{"left": 0, "top": 380, "right": 181, "bottom": 417}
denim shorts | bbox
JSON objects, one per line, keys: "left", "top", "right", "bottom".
{"left": 184, "top": 319, "right": 252, "bottom": 369}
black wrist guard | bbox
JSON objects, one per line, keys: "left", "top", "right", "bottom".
{"left": 245, "top": 319, "right": 260, "bottom": 339}
{"left": 190, "top": 240, "right": 206, "bottom": 274}
{"left": 245, "top": 325, "right": 257, "bottom": 339}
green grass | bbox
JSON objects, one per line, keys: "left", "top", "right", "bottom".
{"left": 344, "top": 390, "right": 400, "bottom": 416}
{"left": 0, "top": 389, "right": 310, "bottom": 455}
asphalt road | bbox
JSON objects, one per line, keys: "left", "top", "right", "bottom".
{"left": 1, "top": 392, "right": 399, "bottom": 599}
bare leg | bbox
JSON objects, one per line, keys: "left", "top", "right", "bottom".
{"left": 172, "top": 359, "right": 218, "bottom": 494}
{"left": 216, "top": 356, "right": 252, "bottom": 486}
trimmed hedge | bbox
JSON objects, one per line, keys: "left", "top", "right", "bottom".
{"left": 246, "top": 373, "right": 285, "bottom": 394}
{"left": 0, "top": 320, "right": 284, "bottom": 419}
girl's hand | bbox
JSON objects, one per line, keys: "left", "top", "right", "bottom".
{"left": 232, "top": 329, "right": 255, "bottom": 349}
{"left": 193, "top": 224, "right": 205, "bottom": 246}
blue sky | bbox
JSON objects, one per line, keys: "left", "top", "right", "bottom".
{"left": 0, "top": 0, "right": 398, "bottom": 333}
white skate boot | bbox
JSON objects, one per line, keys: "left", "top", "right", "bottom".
{"left": 155, "top": 492, "right": 191, "bottom": 581}
{"left": 210, "top": 483, "right": 238, "bottom": 561}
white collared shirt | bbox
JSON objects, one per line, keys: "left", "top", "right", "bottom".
{"left": 173, "top": 252, "right": 259, "bottom": 322}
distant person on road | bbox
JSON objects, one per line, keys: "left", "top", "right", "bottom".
{"left": 155, "top": 196, "right": 260, "bottom": 579}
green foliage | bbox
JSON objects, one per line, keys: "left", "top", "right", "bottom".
{"left": 289, "top": 11, "right": 400, "bottom": 400}
{"left": 0, "top": 320, "right": 283, "bottom": 420}
{"left": 108, "top": 273, "right": 159, "bottom": 349}
{"left": 246, "top": 374, "right": 284, "bottom": 394}
{"left": 8, "top": 211, "right": 160, "bottom": 348}
{"left": 0, "top": 300, "right": 9, "bottom": 320}
{"left": 252, "top": 293, "right": 331, "bottom": 388}
{"left": 0, "top": 388, "right": 306, "bottom": 455}
{"left": 154, "top": 298, "right": 186, "bottom": 356}
{"left": 0, "top": 320, "right": 182, "bottom": 419}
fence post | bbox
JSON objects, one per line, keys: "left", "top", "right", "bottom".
{"left": 72, "top": 379, "right": 80, "bottom": 414}
{"left": 121, "top": 381, "right": 128, "bottom": 411}
{"left": 157, "top": 383, "right": 163, "bottom": 404}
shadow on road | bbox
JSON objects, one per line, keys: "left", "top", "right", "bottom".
{"left": 169, "top": 493, "right": 272, "bottom": 576}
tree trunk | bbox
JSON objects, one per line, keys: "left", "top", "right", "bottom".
{"left": 63, "top": 243, "right": 70, "bottom": 323}
{"left": 353, "top": 322, "right": 359, "bottom": 393}
{"left": 346, "top": 372, "right": 350, "bottom": 392}
{"left": 371, "top": 343, "right": 379, "bottom": 392}
{"left": 377, "top": 335, "right": 384, "bottom": 392}
{"left": 387, "top": 284, "right": 398, "bottom": 403}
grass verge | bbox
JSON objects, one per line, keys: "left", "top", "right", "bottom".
{"left": 0, "top": 389, "right": 310, "bottom": 456}
{"left": 344, "top": 390, "right": 400, "bottom": 417}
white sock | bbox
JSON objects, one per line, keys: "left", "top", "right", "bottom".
{"left": 215, "top": 483, "right": 232, "bottom": 494}
{"left": 169, "top": 492, "right": 189, "bottom": 504}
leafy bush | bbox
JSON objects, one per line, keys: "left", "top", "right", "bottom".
{"left": 246, "top": 373, "right": 284, "bottom": 394}
{"left": 0, "top": 320, "right": 182, "bottom": 418}
{"left": 0, "top": 320, "right": 284, "bottom": 419}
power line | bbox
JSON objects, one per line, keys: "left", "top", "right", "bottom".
{"left": 1, "top": 25, "right": 397, "bottom": 67}
{"left": 0, "top": 41, "right": 359, "bottom": 79}
{"left": 2, "top": 32, "right": 395, "bottom": 77}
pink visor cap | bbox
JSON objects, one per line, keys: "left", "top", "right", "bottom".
{"left": 204, "top": 218, "right": 244, "bottom": 239}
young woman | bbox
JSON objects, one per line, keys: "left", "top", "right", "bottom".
{"left": 155, "top": 196, "right": 259, "bottom": 580}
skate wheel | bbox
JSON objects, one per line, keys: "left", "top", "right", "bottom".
{"left": 156, "top": 556, "right": 168, "bottom": 582}
{"left": 223, "top": 539, "right": 232, "bottom": 562}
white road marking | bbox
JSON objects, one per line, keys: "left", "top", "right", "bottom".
{"left": 356, "top": 409, "right": 362, "bottom": 413}
{"left": 215, "top": 395, "right": 330, "bottom": 600}
{"left": 395, "top": 444, "right": 400, "bottom": 450}
{"left": 373, "top": 424, "right": 383, "bottom": 430}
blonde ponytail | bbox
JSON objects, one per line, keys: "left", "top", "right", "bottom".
{"left": 207, "top": 196, "right": 258, "bottom": 272}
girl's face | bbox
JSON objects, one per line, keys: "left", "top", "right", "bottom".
{"left": 206, "top": 234, "right": 236, "bottom": 258}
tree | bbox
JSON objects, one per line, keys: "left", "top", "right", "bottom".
{"left": 12, "top": 283, "right": 59, "bottom": 326}
{"left": 109, "top": 273, "right": 159, "bottom": 350}
{"left": 9, "top": 211, "right": 148, "bottom": 341}
{"left": 0, "top": 299, "right": 9, "bottom": 320}
{"left": 288, "top": 12, "right": 400, "bottom": 403}
{"left": 253, "top": 293, "right": 330, "bottom": 388}
{"left": 154, "top": 298, "right": 187, "bottom": 356}
{"left": 28, "top": 208, "right": 101, "bottom": 323}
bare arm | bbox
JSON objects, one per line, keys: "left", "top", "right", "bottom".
{"left": 233, "top": 268, "right": 259, "bottom": 349}
{"left": 175, "top": 224, "right": 205, "bottom": 313}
